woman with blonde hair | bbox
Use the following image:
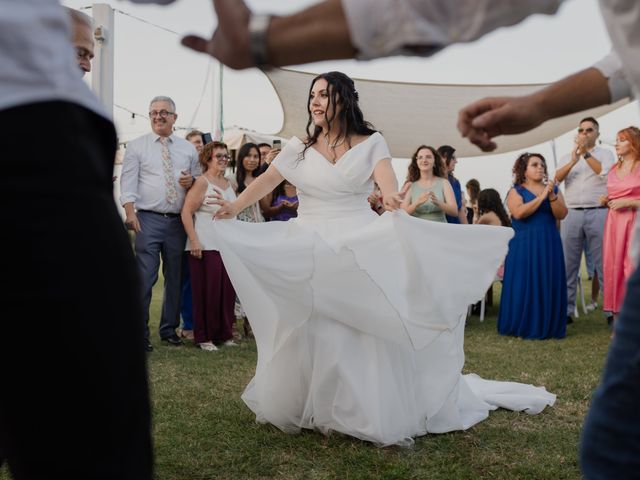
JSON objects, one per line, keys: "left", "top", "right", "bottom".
{"left": 602, "top": 126, "right": 640, "bottom": 321}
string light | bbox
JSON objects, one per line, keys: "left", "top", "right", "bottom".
{"left": 80, "top": 7, "right": 219, "bottom": 142}
{"left": 113, "top": 9, "right": 180, "bottom": 36}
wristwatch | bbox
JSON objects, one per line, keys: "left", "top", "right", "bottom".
{"left": 248, "top": 14, "right": 272, "bottom": 68}
{"left": 583, "top": 152, "right": 592, "bottom": 159}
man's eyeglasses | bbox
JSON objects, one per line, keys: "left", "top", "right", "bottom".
{"left": 578, "top": 127, "right": 595, "bottom": 134}
{"left": 214, "top": 153, "right": 231, "bottom": 161}
{"left": 149, "top": 110, "right": 175, "bottom": 118}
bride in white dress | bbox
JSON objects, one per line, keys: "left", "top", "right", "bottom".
{"left": 211, "top": 71, "right": 555, "bottom": 446}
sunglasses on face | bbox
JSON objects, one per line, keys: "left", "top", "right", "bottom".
{"left": 214, "top": 153, "right": 231, "bottom": 161}
{"left": 578, "top": 127, "right": 595, "bottom": 134}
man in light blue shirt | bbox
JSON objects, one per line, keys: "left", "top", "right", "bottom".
{"left": 120, "top": 96, "right": 199, "bottom": 351}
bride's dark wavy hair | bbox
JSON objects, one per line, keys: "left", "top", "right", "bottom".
{"left": 301, "top": 71, "right": 377, "bottom": 159}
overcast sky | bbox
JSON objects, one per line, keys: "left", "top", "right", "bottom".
{"left": 64, "top": 0, "right": 640, "bottom": 195}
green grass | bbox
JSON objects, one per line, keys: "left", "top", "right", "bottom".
{"left": 1, "top": 276, "right": 612, "bottom": 479}
{"left": 146, "top": 276, "right": 611, "bottom": 480}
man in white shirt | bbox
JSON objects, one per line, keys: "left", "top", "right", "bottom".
{"left": 180, "top": 0, "right": 638, "bottom": 99}
{"left": 555, "top": 117, "right": 615, "bottom": 324}
{"left": 0, "top": 2, "right": 157, "bottom": 478}
{"left": 120, "top": 96, "right": 199, "bottom": 351}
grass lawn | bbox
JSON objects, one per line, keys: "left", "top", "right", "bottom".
{"left": 1, "top": 276, "right": 612, "bottom": 479}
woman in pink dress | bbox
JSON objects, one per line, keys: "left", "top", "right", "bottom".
{"left": 602, "top": 126, "right": 640, "bottom": 320}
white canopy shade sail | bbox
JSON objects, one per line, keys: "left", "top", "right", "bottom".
{"left": 265, "top": 68, "right": 629, "bottom": 158}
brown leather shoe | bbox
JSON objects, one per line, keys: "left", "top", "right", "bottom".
{"left": 180, "top": 329, "right": 194, "bottom": 340}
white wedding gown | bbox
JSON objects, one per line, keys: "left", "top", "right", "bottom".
{"left": 212, "top": 133, "right": 555, "bottom": 446}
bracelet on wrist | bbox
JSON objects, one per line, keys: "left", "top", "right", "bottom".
{"left": 248, "top": 14, "right": 272, "bottom": 68}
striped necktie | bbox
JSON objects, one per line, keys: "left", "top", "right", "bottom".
{"left": 159, "top": 136, "right": 178, "bottom": 205}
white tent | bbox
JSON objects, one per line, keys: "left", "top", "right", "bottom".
{"left": 264, "top": 68, "right": 630, "bottom": 158}
{"left": 223, "top": 125, "right": 287, "bottom": 151}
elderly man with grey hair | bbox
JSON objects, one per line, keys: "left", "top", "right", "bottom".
{"left": 120, "top": 95, "right": 199, "bottom": 352}
{"left": 65, "top": 6, "right": 94, "bottom": 75}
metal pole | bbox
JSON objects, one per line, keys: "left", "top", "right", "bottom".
{"left": 550, "top": 139, "right": 558, "bottom": 181}
{"left": 218, "top": 63, "right": 224, "bottom": 140}
{"left": 212, "top": 61, "right": 223, "bottom": 140}
{"left": 91, "top": 4, "right": 115, "bottom": 118}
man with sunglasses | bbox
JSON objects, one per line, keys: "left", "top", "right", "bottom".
{"left": 120, "top": 96, "right": 200, "bottom": 352}
{"left": 555, "top": 117, "right": 615, "bottom": 325}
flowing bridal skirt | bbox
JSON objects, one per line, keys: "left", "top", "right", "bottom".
{"left": 212, "top": 211, "right": 555, "bottom": 446}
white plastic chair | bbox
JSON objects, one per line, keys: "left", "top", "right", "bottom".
{"left": 468, "top": 275, "right": 501, "bottom": 322}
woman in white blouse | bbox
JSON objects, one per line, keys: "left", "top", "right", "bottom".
{"left": 181, "top": 141, "right": 238, "bottom": 351}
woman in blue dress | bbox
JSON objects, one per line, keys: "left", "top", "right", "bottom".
{"left": 499, "top": 153, "right": 569, "bottom": 339}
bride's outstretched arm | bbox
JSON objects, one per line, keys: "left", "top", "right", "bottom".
{"left": 215, "top": 166, "right": 284, "bottom": 219}
{"left": 373, "top": 159, "right": 407, "bottom": 211}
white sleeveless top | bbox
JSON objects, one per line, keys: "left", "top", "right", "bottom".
{"left": 186, "top": 179, "right": 236, "bottom": 252}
